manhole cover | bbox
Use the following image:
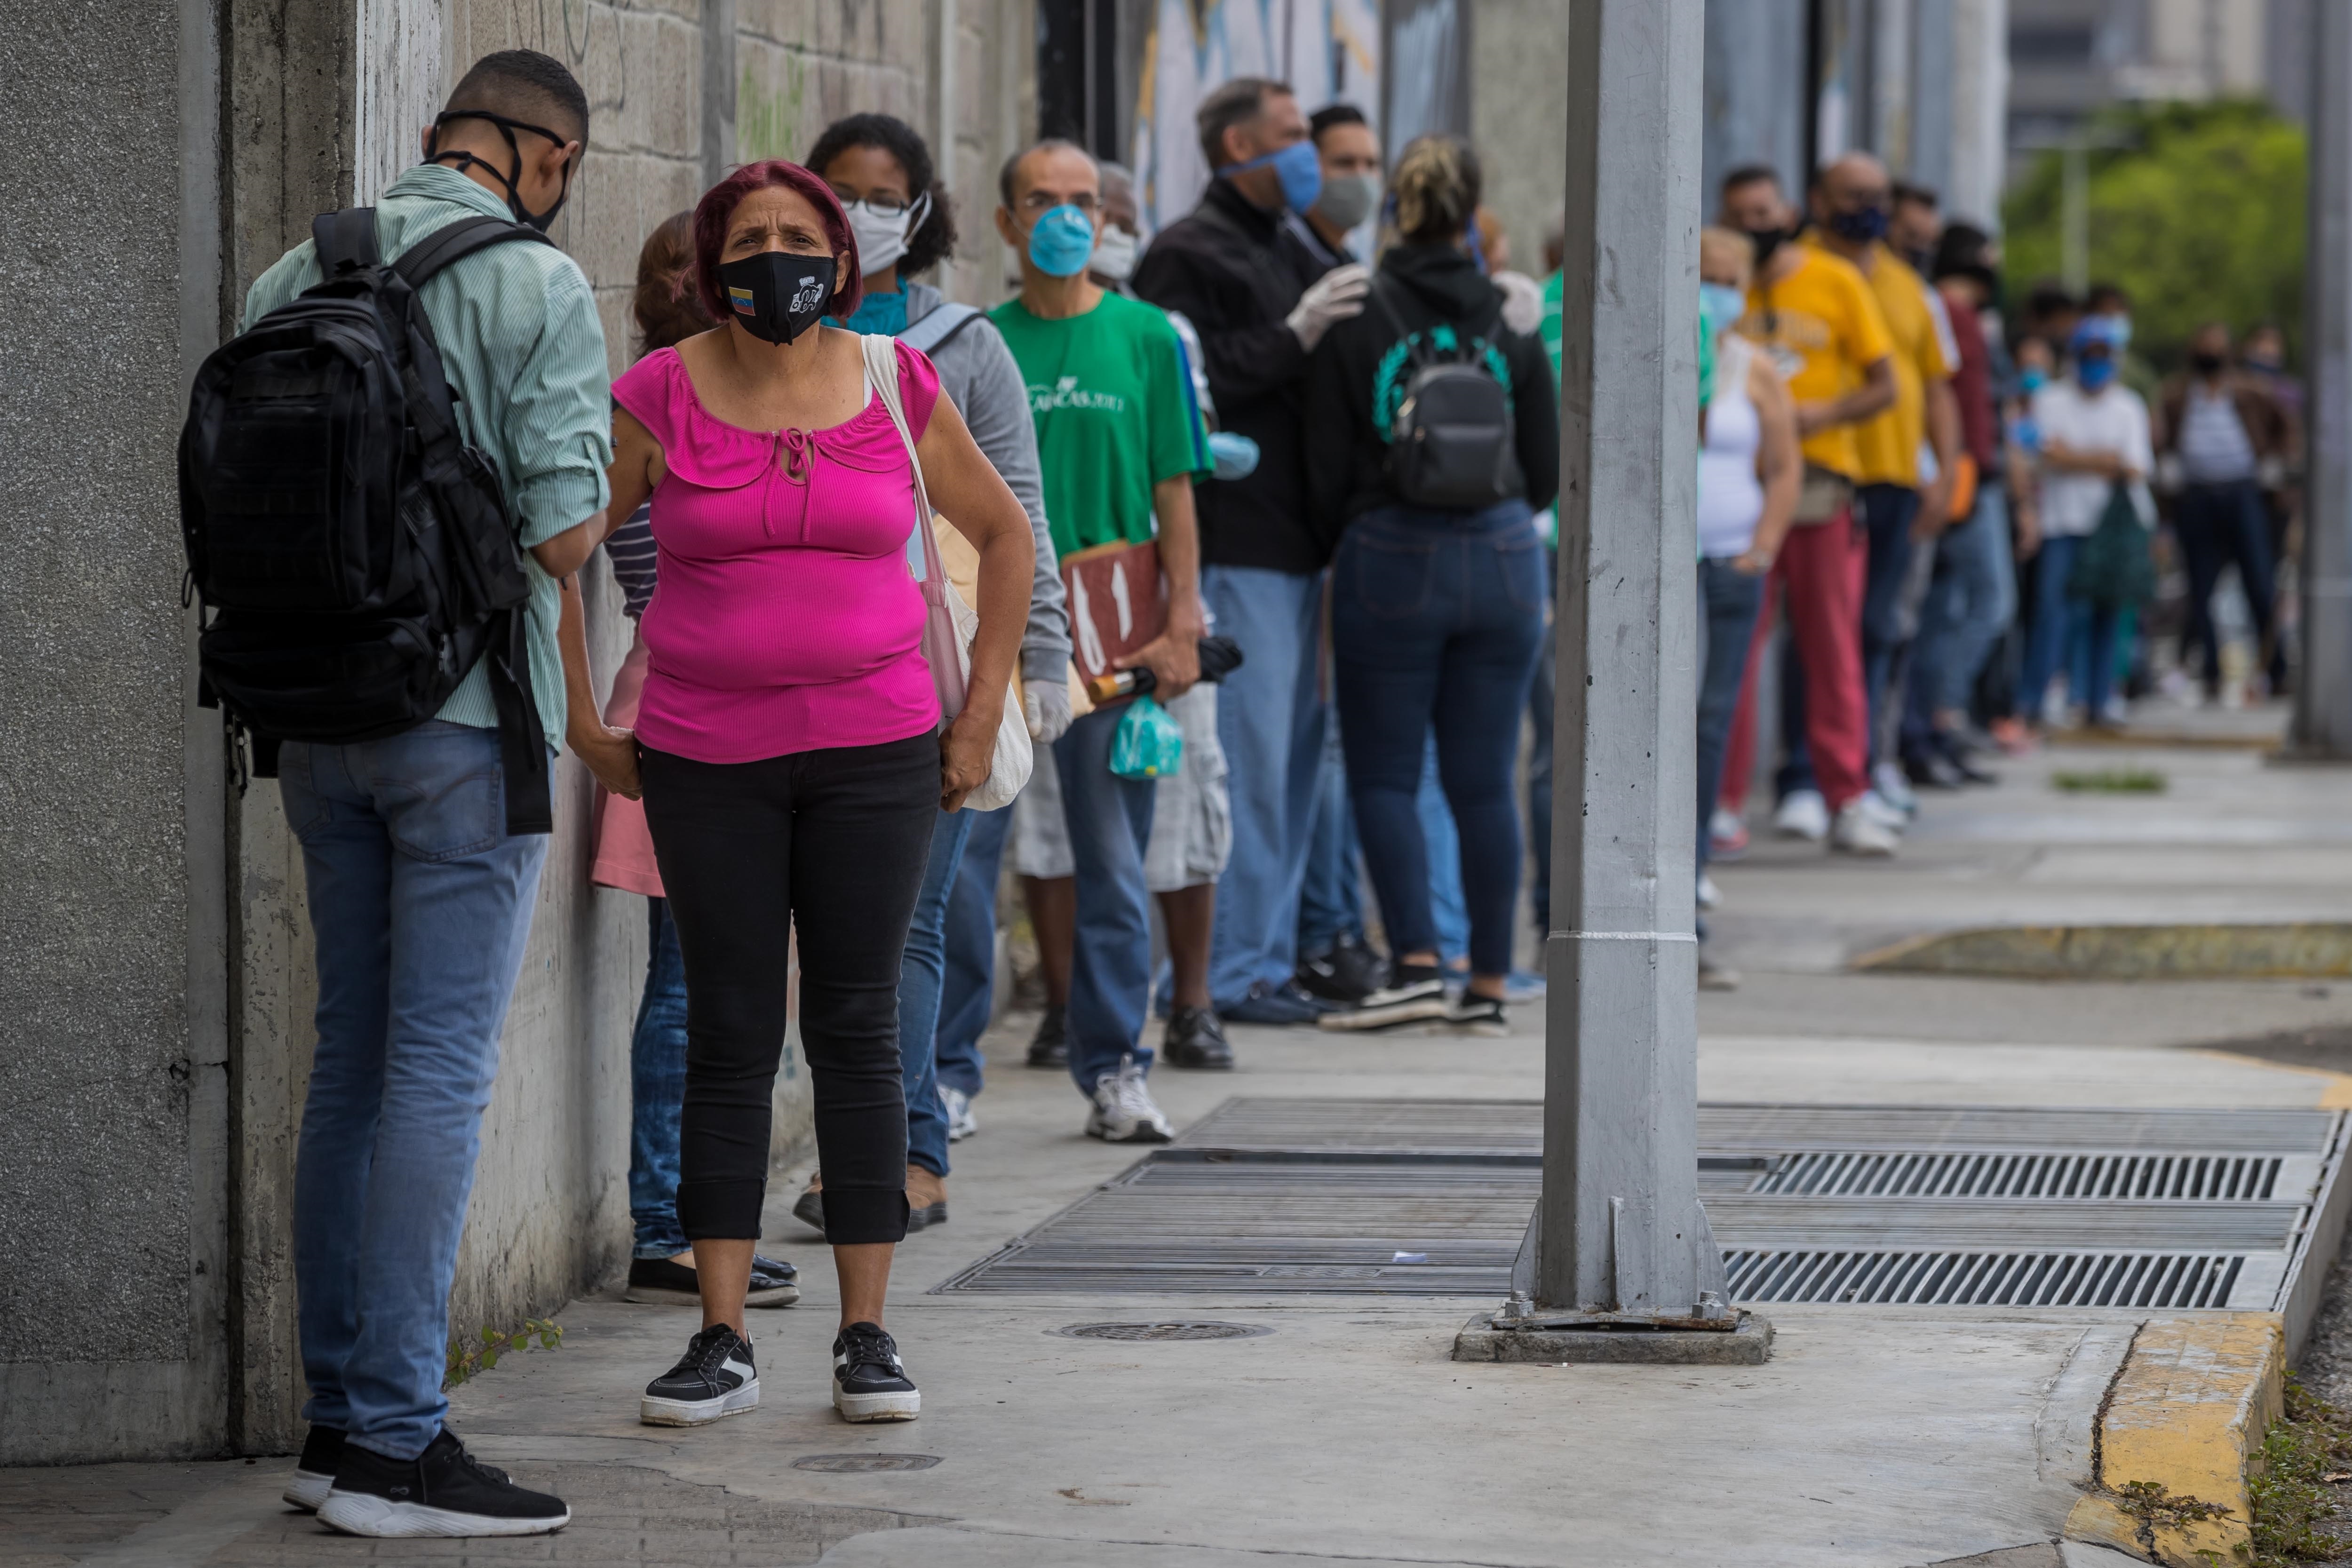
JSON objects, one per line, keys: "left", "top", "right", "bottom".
{"left": 1053, "top": 1320, "right": 1272, "bottom": 1341}
{"left": 791, "top": 1453, "right": 942, "bottom": 1472}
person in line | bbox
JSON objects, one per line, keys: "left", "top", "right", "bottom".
{"left": 780, "top": 111, "right": 1073, "bottom": 1232}
{"left": 2239, "top": 323, "right": 2304, "bottom": 582}
{"left": 1288, "top": 102, "right": 1382, "bottom": 272}
{"left": 1887, "top": 181, "right": 1943, "bottom": 275}
{"left": 591, "top": 213, "right": 802, "bottom": 1311}
{"left": 2158, "top": 321, "right": 2296, "bottom": 702}
{"left": 1986, "top": 333, "right": 2055, "bottom": 754}
{"left": 1900, "top": 222, "right": 2018, "bottom": 788}
{"left": 1694, "top": 228, "right": 1801, "bottom": 992}
{"left": 2018, "top": 317, "right": 2153, "bottom": 730}
{"left": 991, "top": 140, "right": 1212, "bottom": 1139}
{"left": 1134, "top": 77, "right": 1371, "bottom": 1027}
{"left": 1305, "top": 135, "right": 1558, "bottom": 1033}
{"left": 255, "top": 49, "right": 611, "bottom": 1538}
{"left": 1713, "top": 163, "right": 1899, "bottom": 857}
{"left": 569, "top": 159, "right": 1036, "bottom": 1429}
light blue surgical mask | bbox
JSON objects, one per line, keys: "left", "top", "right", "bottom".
{"left": 2018, "top": 366, "right": 2047, "bottom": 395}
{"left": 1699, "top": 282, "right": 1745, "bottom": 342}
{"left": 2077, "top": 356, "right": 2117, "bottom": 392}
{"left": 1026, "top": 204, "right": 1098, "bottom": 278}
{"left": 1218, "top": 139, "right": 1323, "bottom": 213}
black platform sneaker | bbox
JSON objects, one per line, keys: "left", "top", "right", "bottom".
{"left": 640, "top": 1323, "right": 760, "bottom": 1426}
{"left": 833, "top": 1321, "right": 921, "bottom": 1422}
{"left": 317, "top": 1429, "right": 568, "bottom": 1538}
{"left": 283, "top": 1423, "right": 343, "bottom": 1512}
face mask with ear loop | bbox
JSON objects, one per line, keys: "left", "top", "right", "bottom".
{"left": 426, "top": 109, "right": 577, "bottom": 232}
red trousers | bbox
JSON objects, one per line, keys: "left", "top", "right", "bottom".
{"left": 1718, "top": 509, "right": 1869, "bottom": 814}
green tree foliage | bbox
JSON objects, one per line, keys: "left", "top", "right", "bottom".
{"left": 2002, "top": 99, "right": 2306, "bottom": 369}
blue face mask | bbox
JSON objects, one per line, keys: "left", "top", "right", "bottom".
{"left": 2077, "top": 356, "right": 2117, "bottom": 391}
{"left": 1699, "top": 282, "right": 1746, "bottom": 341}
{"left": 838, "top": 289, "right": 908, "bottom": 336}
{"left": 1218, "top": 139, "right": 1323, "bottom": 213}
{"left": 1826, "top": 202, "right": 1888, "bottom": 243}
{"left": 1026, "top": 204, "right": 1098, "bottom": 278}
{"left": 2018, "top": 366, "right": 2047, "bottom": 395}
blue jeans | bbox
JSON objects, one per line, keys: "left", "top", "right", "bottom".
{"left": 1697, "top": 560, "right": 1766, "bottom": 880}
{"left": 935, "top": 802, "right": 1012, "bottom": 1099}
{"left": 629, "top": 899, "right": 689, "bottom": 1258}
{"left": 2177, "top": 478, "right": 2283, "bottom": 689}
{"left": 1903, "top": 483, "right": 2016, "bottom": 752}
{"left": 1203, "top": 565, "right": 1327, "bottom": 1007}
{"left": 1415, "top": 736, "right": 1470, "bottom": 966}
{"left": 279, "top": 722, "right": 549, "bottom": 1461}
{"left": 1055, "top": 705, "right": 1158, "bottom": 1094}
{"left": 1333, "top": 501, "right": 1545, "bottom": 978}
{"left": 1295, "top": 702, "right": 1364, "bottom": 955}
{"left": 899, "top": 806, "right": 977, "bottom": 1177}
{"left": 2018, "top": 533, "right": 2122, "bottom": 720}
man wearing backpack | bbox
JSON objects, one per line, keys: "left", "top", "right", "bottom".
{"left": 221, "top": 51, "right": 612, "bottom": 1538}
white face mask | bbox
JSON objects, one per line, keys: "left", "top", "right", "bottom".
{"left": 1090, "top": 224, "right": 1139, "bottom": 282}
{"left": 844, "top": 192, "right": 930, "bottom": 279}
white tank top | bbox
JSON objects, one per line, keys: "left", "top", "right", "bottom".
{"left": 1697, "top": 337, "right": 1767, "bottom": 559}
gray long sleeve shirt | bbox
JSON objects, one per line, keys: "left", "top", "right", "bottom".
{"left": 904, "top": 280, "right": 1071, "bottom": 685}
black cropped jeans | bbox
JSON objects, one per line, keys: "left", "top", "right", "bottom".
{"left": 640, "top": 731, "right": 939, "bottom": 1245}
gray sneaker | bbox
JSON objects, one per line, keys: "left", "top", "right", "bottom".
{"left": 1085, "top": 1055, "right": 1173, "bottom": 1143}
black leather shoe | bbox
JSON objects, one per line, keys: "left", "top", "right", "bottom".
{"left": 1162, "top": 1005, "right": 1235, "bottom": 1069}
{"left": 1903, "top": 750, "right": 1965, "bottom": 790}
{"left": 1025, "top": 1005, "right": 1069, "bottom": 1069}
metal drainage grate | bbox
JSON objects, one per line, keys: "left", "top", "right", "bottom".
{"left": 1055, "top": 1321, "right": 1272, "bottom": 1341}
{"left": 1724, "top": 1250, "right": 2245, "bottom": 1308}
{"left": 1749, "top": 1151, "right": 2283, "bottom": 1200}
{"left": 791, "top": 1454, "right": 942, "bottom": 1472}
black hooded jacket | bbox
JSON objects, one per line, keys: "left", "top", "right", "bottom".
{"left": 1132, "top": 179, "right": 1333, "bottom": 573}
{"left": 1303, "top": 241, "right": 1559, "bottom": 539}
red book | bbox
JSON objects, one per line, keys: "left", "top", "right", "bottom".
{"left": 1060, "top": 538, "right": 1166, "bottom": 685}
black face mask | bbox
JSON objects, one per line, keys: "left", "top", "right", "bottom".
{"left": 427, "top": 110, "right": 575, "bottom": 231}
{"left": 716, "top": 251, "right": 836, "bottom": 345}
{"left": 1744, "top": 225, "right": 1789, "bottom": 269}
{"left": 2191, "top": 350, "right": 2227, "bottom": 375}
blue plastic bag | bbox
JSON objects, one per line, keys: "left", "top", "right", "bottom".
{"left": 1109, "top": 695, "right": 1184, "bottom": 779}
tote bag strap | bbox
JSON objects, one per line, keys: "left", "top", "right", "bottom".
{"left": 862, "top": 333, "right": 969, "bottom": 715}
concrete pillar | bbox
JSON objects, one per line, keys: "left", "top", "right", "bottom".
{"left": 1700, "top": 0, "right": 1809, "bottom": 214}
{"left": 1907, "top": 0, "right": 1954, "bottom": 195}
{"left": 1945, "top": 0, "right": 2008, "bottom": 227}
{"left": 1536, "top": 0, "right": 1726, "bottom": 1322}
{"left": 2291, "top": 0, "right": 2352, "bottom": 757}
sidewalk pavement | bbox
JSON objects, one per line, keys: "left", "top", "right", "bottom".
{"left": 12, "top": 703, "right": 2352, "bottom": 1568}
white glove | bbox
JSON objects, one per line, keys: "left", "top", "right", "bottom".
{"left": 1494, "top": 270, "right": 1544, "bottom": 336}
{"left": 1024, "top": 677, "right": 1073, "bottom": 744}
{"left": 1287, "top": 263, "right": 1371, "bottom": 352}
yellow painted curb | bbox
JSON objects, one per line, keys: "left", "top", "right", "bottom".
{"left": 1851, "top": 922, "right": 2352, "bottom": 980}
{"left": 2064, "top": 1314, "right": 2285, "bottom": 1566}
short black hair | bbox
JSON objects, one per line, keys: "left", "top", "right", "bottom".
{"left": 445, "top": 50, "right": 590, "bottom": 146}
{"left": 1197, "top": 77, "right": 1291, "bottom": 171}
{"left": 1931, "top": 221, "right": 1994, "bottom": 285}
{"left": 2086, "top": 280, "right": 2131, "bottom": 312}
{"left": 999, "top": 138, "right": 1094, "bottom": 209}
{"left": 806, "top": 112, "right": 960, "bottom": 278}
{"left": 1891, "top": 180, "right": 1938, "bottom": 211}
{"left": 1721, "top": 163, "right": 1781, "bottom": 199}
{"left": 2026, "top": 282, "right": 2080, "bottom": 319}
{"left": 1310, "top": 103, "right": 1367, "bottom": 144}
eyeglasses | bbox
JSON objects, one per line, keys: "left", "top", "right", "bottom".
{"left": 833, "top": 191, "right": 920, "bottom": 219}
{"left": 1016, "top": 191, "right": 1099, "bottom": 215}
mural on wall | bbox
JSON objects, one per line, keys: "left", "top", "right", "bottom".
{"left": 1129, "top": 0, "right": 1381, "bottom": 235}
{"left": 356, "top": 0, "right": 447, "bottom": 202}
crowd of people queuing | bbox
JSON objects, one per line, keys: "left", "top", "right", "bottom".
{"left": 201, "top": 42, "right": 2302, "bottom": 1543}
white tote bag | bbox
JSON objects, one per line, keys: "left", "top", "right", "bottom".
{"left": 862, "top": 333, "right": 1032, "bottom": 812}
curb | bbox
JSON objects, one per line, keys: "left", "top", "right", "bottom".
{"left": 1851, "top": 922, "right": 2352, "bottom": 980}
{"left": 2062, "top": 1314, "right": 2284, "bottom": 1566}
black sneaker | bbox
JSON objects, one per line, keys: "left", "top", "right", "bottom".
{"left": 640, "top": 1324, "right": 760, "bottom": 1427}
{"left": 1026, "top": 1004, "right": 1069, "bottom": 1068}
{"left": 284, "top": 1423, "right": 342, "bottom": 1512}
{"left": 1295, "top": 936, "right": 1386, "bottom": 1004}
{"left": 1445, "top": 992, "right": 1509, "bottom": 1034}
{"left": 1162, "top": 1005, "right": 1234, "bottom": 1069}
{"left": 1317, "top": 964, "right": 1450, "bottom": 1032}
{"left": 626, "top": 1253, "right": 800, "bottom": 1308}
{"left": 1220, "top": 979, "right": 1336, "bottom": 1026}
{"left": 833, "top": 1321, "right": 921, "bottom": 1422}
{"left": 317, "top": 1429, "right": 568, "bottom": 1538}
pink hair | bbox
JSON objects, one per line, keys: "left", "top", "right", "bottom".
{"left": 691, "top": 159, "right": 863, "bottom": 324}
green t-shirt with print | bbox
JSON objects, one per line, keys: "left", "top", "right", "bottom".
{"left": 988, "top": 291, "right": 1208, "bottom": 560}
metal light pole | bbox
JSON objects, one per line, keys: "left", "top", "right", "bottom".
{"left": 1454, "top": 0, "right": 1764, "bottom": 1366}
{"left": 2289, "top": 0, "right": 2352, "bottom": 758}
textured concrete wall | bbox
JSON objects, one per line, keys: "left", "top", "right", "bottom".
{"left": 1469, "top": 0, "right": 1571, "bottom": 279}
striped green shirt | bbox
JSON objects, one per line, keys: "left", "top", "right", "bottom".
{"left": 241, "top": 164, "right": 613, "bottom": 750}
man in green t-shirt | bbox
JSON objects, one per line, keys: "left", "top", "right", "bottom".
{"left": 990, "top": 139, "right": 1210, "bottom": 1144}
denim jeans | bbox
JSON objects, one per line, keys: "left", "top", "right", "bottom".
{"left": 1696, "top": 560, "right": 1766, "bottom": 878}
{"left": 1415, "top": 735, "right": 1470, "bottom": 966}
{"left": 1054, "top": 705, "right": 1158, "bottom": 1094}
{"left": 2177, "top": 478, "right": 2283, "bottom": 689}
{"left": 1295, "top": 703, "right": 1364, "bottom": 956}
{"left": 899, "top": 806, "right": 977, "bottom": 1178}
{"left": 1902, "top": 483, "right": 2016, "bottom": 755}
{"left": 280, "top": 722, "right": 549, "bottom": 1461}
{"left": 2018, "top": 533, "right": 2122, "bottom": 720}
{"left": 629, "top": 898, "right": 690, "bottom": 1259}
{"left": 1333, "top": 501, "right": 1544, "bottom": 978}
{"left": 934, "top": 802, "right": 1012, "bottom": 1099}
{"left": 1203, "top": 565, "right": 1327, "bottom": 1007}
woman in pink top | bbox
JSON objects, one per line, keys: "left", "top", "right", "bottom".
{"left": 565, "top": 159, "right": 1034, "bottom": 1428}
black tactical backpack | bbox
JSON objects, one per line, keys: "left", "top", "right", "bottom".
{"left": 1371, "top": 280, "right": 1518, "bottom": 510}
{"left": 179, "top": 208, "right": 556, "bottom": 834}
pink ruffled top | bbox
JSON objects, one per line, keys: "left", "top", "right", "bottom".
{"left": 612, "top": 341, "right": 942, "bottom": 764}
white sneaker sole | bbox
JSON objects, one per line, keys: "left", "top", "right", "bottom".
{"left": 834, "top": 1385, "right": 922, "bottom": 1422}
{"left": 283, "top": 1468, "right": 334, "bottom": 1512}
{"left": 317, "top": 1491, "right": 570, "bottom": 1537}
{"left": 1086, "top": 1118, "right": 1173, "bottom": 1144}
{"left": 639, "top": 1378, "right": 761, "bottom": 1427}
{"left": 1317, "top": 997, "right": 1450, "bottom": 1032}
{"left": 624, "top": 1282, "right": 800, "bottom": 1308}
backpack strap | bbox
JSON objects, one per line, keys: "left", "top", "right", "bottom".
{"left": 392, "top": 215, "right": 555, "bottom": 289}
{"left": 900, "top": 301, "right": 982, "bottom": 357}
{"left": 1368, "top": 278, "right": 1429, "bottom": 368}
{"left": 312, "top": 207, "right": 381, "bottom": 275}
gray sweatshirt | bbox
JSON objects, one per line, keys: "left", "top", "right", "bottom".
{"left": 904, "top": 280, "right": 1071, "bottom": 685}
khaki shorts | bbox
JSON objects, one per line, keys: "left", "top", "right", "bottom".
{"left": 1011, "top": 683, "right": 1232, "bottom": 893}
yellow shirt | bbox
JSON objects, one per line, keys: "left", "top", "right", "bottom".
{"left": 1817, "top": 238, "right": 1955, "bottom": 487}
{"left": 1737, "top": 247, "right": 1893, "bottom": 479}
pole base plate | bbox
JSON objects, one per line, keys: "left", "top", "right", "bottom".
{"left": 1451, "top": 1309, "right": 1773, "bottom": 1364}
